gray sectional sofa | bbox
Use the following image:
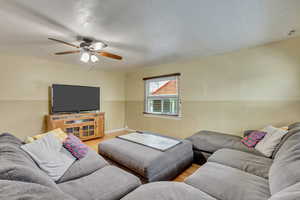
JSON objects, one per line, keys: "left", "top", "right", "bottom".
{"left": 0, "top": 133, "right": 141, "bottom": 200}
{"left": 122, "top": 124, "right": 300, "bottom": 200}
{"left": 2, "top": 123, "right": 300, "bottom": 200}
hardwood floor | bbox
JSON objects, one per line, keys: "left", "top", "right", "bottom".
{"left": 84, "top": 130, "right": 201, "bottom": 182}
{"left": 84, "top": 131, "right": 126, "bottom": 151}
{"left": 172, "top": 164, "right": 200, "bottom": 182}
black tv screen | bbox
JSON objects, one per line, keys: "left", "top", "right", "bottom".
{"left": 52, "top": 84, "right": 100, "bottom": 113}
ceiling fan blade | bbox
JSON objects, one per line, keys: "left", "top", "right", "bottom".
{"left": 55, "top": 50, "right": 81, "bottom": 55}
{"left": 48, "top": 38, "right": 79, "bottom": 48}
{"left": 98, "top": 51, "right": 122, "bottom": 60}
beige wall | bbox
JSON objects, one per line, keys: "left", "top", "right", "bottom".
{"left": 125, "top": 37, "right": 300, "bottom": 138}
{"left": 2, "top": 37, "right": 300, "bottom": 140}
{"left": 0, "top": 54, "right": 126, "bottom": 139}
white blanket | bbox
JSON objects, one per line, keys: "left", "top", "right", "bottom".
{"left": 21, "top": 134, "right": 76, "bottom": 181}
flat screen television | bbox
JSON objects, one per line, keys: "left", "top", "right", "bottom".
{"left": 51, "top": 84, "right": 100, "bottom": 113}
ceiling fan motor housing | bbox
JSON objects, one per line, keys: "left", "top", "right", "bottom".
{"left": 80, "top": 38, "right": 107, "bottom": 50}
{"left": 82, "top": 37, "right": 93, "bottom": 43}
{"left": 80, "top": 38, "right": 93, "bottom": 49}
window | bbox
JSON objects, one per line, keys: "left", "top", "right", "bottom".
{"left": 144, "top": 73, "right": 181, "bottom": 116}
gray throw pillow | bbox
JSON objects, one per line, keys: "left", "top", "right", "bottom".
{"left": 21, "top": 134, "right": 76, "bottom": 181}
{"left": 255, "top": 125, "right": 287, "bottom": 157}
{"left": 0, "top": 134, "right": 58, "bottom": 189}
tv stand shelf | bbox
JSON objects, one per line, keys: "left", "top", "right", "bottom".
{"left": 46, "top": 112, "right": 105, "bottom": 141}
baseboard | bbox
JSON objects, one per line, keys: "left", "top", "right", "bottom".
{"left": 126, "top": 128, "right": 136, "bottom": 132}
{"left": 105, "top": 128, "right": 136, "bottom": 134}
{"left": 105, "top": 128, "right": 126, "bottom": 134}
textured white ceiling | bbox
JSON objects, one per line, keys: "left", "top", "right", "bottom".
{"left": 0, "top": 0, "right": 300, "bottom": 70}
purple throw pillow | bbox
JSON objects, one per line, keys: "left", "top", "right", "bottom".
{"left": 241, "top": 131, "right": 267, "bottom": 148}
{"left": 63, "top": 134, "right": 88, "bottom": 159}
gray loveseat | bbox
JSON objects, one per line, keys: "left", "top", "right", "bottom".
{"left": 122, "top": 123, "right": 300, "bottom": 200}
{"left": 0, "top": 133, "right": 141, "bottom": 200}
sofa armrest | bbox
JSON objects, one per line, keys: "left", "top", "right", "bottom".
{"left": 186, "top": 130, "right": 243, "bottom": 153}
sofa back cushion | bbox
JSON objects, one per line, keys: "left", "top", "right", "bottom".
{"left": 0, "top": 180, "right": 75, "bottom": 200}
{"left": 0, "top": 133, "right": 23, "bottom": 145}
{"left": 269, "top": 131, "right": 300, "bottom": 195}
{"left": 288, "top": 122, "right": 300, "bottom": 130}
{"left": 0, "top": 133, "right": 58, "bottom": 189}
{"left": 269, "top": 182, "right": 300, "bottom": 200}
{"left": 272, "top": 127, "right": 300, "bottom": 159}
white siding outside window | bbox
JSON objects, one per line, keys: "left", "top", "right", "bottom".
{"left": 144, "top": 74, "right": 181, "bottom": 116}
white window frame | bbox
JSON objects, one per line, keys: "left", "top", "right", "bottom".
{"left": 143, "top": 74, "right": 181, "bottom": 117}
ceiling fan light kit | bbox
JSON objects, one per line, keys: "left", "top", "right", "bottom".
{"left": 80, "top": 51, "right": 100, "bottom": 63}
{"left": 48, "top": 37, "right": 122, "bottom": 63}
{"left": 93, "top": 42, "right": 107, "bottom": 51}
{"left": 80, "top": 51, "right": 90, "bottom": 63}
{"left": 91, "top": 54, "right": 99, "bottom": 63}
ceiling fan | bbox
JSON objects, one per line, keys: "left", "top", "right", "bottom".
{"left": 48, "top": 37, "right": 122, "bottom": 63}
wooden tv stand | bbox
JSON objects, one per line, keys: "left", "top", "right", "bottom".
{"left": 46, "top": 112, "right": 105, "bottom": 141}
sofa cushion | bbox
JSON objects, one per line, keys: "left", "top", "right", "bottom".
{"left": 57, "top": 148, "right": 108, "bottom": 183}
{"left": 269, "top": 182, "right": 300, "bottom": 200}
{"left": 0, "top": 180, "right": 75, "bottom": 200}
{"left": 0, "top": 134, "right": 58, "bottom": 189}
{"left": 186, "top": 130, "right": 263, "bottom": 156}
{"left": 121, "top": 182, "right": 216, "bottom": 200}
{"left": 208, "top": 149, "right": 272, "bottom": 179}
{"left": 269, "top": 130, "right": 300, "bottom": 195}
{"left": 58, "top": 166, "right": 141, "bottom": 200}
{"left": 185, "top": 162, "right": 270, "bottom": 200}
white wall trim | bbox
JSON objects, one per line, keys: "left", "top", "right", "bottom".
{"left": 126, "top": 128, "right": 136, "bottom": 132}
{"left": 105, "top": 127, "right": 136, "bottom": 134}
{"left": 105, "top": 128, "right": 126, "bottom": 134}
{"left": 143, "top": 113, "right": 182, "bottom": 120}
